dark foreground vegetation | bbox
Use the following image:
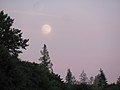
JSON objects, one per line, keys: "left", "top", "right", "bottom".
{"left": 0, "top": 11, "right": 120, "bottom": 90}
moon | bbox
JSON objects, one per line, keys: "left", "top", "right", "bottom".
{"left": 41, "top": 24, "right": 52, "bottom": 34}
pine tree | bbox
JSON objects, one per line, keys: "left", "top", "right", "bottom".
{"left": 79, "top": 70, "right": 88, "bottom": 84}
{"left": 117, "top": 76, "right": 120, "bottom": 85}
{"left": 0, "top": 11, "right": 29, "bottom": 57}
{"left": 65, "top": 69, "right": 74, "bottom": 84}
{"left": 39, "top": 44, "right": 53, "bottom": 72}
{"left": 93, "top": 74, "right": 100, "bottom": 86}
{"left": 98, "top": 69, "right": 107, "bottom": 87}
{"left": 93, "top": 69, "right": 107, "bottom": 88}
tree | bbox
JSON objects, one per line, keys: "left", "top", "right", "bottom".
{"left": 117, "top": 76, "right": 120, "bottom": 85}
{"left": 0, "top": 11, "right": 29, "bottom": 57}
{"left": 65, "top": 69, "right": 74, "bottom": 84}
{"left": 98, "top": 69, "right": 107, "bottom": 87}
{"left": 93, "top": 69, "right": 107, "bottom": 88}
{"left": 39, "top": 44, "right": 53, "bottom": 72}
{"left": 116, "top": 76, "right": 120, "bottom": 90}
{"left": 89, "top": 76, "right": 94, "bottom": 85}
{"left": 93, "top": 74, "right": 100, "bottom": 86}
{"left": 79, "top": 70, "right": 88, "bottom": 84}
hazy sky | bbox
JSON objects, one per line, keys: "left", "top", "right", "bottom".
{"left": 0, "top": 0, "right": 120, "bottom": 83}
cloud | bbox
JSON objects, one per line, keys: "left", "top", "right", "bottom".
{"left": 4, "top": 9, "right": 60, "bottom": 18}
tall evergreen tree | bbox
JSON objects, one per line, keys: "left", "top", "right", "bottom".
{"left": 39, "top": 44, "right": 53, "bottom": 72}
{"left": 0, "top": 11, "right": 29, "bottom": 57}
{"left": 93, "top": 69, "right": 107, "bottom": 88}
{"left": 79, "top": 70, "right": 88, "bottom": 84}
{"left": 65, "top": 69, "right": 74, "bottom": 84}
{"left": 93, "top": 74, "right": 100, "bottom": 86}
{"left": 98, "top": 69, "right": 107, "bottom": 87}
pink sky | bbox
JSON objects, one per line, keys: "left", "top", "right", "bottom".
{"left": 0, "top": 0, "right": 120, "bottom": 83}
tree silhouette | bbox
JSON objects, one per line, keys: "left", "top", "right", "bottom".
{"left": 39, "top": 44, "right": 53, "bottom": 72}
{"left": 0, "top": 11, "right": 29, "bottom": 57}
{"left": 79, "top": 70, "right": 88, "bottom": 84}
{"left": 117, "top": 76, "right": 120, "bottom": 85}
{"left": 93, "top": 74, "right": 100, "bottom": 85}
{"left": 65, "top": 69, "right": 74, "bottom": 84}
{"left": 93, "top": 68, "right": 107, "bottom": 89}
{"left": 98, "top": 69, "right": 107, "bottom": 87}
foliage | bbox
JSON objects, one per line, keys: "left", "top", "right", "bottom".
{"left": 89, "top": 76, "right": 94, "bottom": 85}
{"left": 79, "top": 70, "right": 88, "bottom": 84}
{"left": 0, "top": 10, "right": 29, "bottom": 57}
{"left": 0, "top": 45, "right": 64, "bottom": 90}
{"left": 117, "top": 76, "right": 120, "bottom": 84}
{"left": 94, "top": 69, "right": 107, "bottom": 87}
{"left": 65, "top": 69, "right": 75, "bottom": 84}
{"left": 76, "top": 84, "right": 92, "bottom": 90}
{"left": 97, "top": 69, "right": 107, "bottom": 87}
{"left": 0, "top": 44, "right": 120, "bottom": 90}
{"left": 39, "top": 44, "right": 53, "bottom": 73}
{"left": 105, "top": 84, "right": 120, "bottom": 90}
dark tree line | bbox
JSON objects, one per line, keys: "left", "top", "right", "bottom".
{"left": 0, "top": 11, "right": 120, "bottom": 90}
{"left": 65, "top": 68, "right": 111, "bottom": 90}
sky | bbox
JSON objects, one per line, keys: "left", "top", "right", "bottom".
{"left": 0, "top": 0, "right": 120, "bottom": 83}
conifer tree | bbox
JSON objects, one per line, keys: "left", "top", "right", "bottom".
{"left": 93, "top": 69, "right": 107, "bottom": 88}
{"left": 89, "top": 76, "right": 94, "bottom": 85}
{"left": 39, "top": 44, "right": 53, "bottom": 72}
{"left": 79, "top": 70, "right": 88, "bottom": 84}
{"left": 0, "top": 11, "right": 29, "bottom": 57}
{"left": 98, "top": 69, "right": 107, "bottom": 87}
{"left": 117, "top": 76, "right": 120, "bottom": 85}
{"left": 65, "top": 69, "right": 74, "bottom": 84}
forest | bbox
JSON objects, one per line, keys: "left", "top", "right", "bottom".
{"left": 0, "top": 11, "right": 120, "bottom": 90}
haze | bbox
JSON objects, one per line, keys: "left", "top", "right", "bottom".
{"left": 0, "top": 0, "right": 120, "bottom": 83}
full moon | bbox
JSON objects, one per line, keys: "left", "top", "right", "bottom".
{"left": 41, "top": 24, "right": 52, "bottom": 34}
